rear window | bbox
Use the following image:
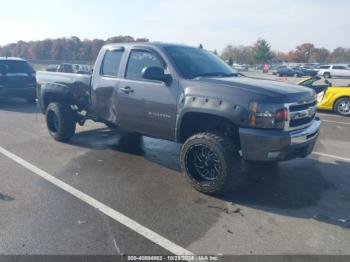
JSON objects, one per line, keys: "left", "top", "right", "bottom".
{"left": 0, "top": 60, "right": 34, "bottom": 74}
{"left": 101, "top": 50, "right": 124, "bottom": 77}
{"left": 320, "top": 65, "right": 330, "bottom": 69}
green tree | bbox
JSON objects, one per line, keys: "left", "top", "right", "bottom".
{"left": 253, "top": 38, "right": 273, "bottom": 64}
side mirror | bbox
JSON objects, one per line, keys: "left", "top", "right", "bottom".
{"left": 142, "top": 66, "right": 168, "bottom": 82}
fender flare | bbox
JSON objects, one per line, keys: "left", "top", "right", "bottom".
{"left": 175, "top": 96, "right": 248, "bottom": 142}
{"left": 38, "top": 83, "right": 73, "bottom": 113}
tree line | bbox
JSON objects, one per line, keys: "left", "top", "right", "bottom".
{"left": 0, "top": 36, "right": 149, "bottom": 63}
{"left": 221, "top": 39, "right": 350, "bottom": 65}
{"left": 1, "top": 36, "right": 349, "bottom": 65}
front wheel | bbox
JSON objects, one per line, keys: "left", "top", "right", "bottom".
{"left": 46, "top": 102, "right": 76, "bottom": 142}
{"left": 180, "top": 133, "right": 242, "bottom": 194}
{"left": 334, "top": 97, "right": 350, "bottom": 116}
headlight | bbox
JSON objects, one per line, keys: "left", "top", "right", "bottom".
{"left": 249, "top": 102, "right": 288, "bottom": 129}
{"left": 317, "top": 91, "right": 325, "bottom": 103}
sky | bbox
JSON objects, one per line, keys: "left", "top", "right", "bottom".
{"left": 1, "top": 0, "right": 349, "bottom": 52}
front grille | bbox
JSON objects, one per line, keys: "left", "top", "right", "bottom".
{"left": 290, "top": 114, "right": 316, "bottom": 127}
{"left": 289, "top": 101, "right": 317, "bottom": 112}
{"left": 286, "top": 100, "right": 317, "bottom": 130}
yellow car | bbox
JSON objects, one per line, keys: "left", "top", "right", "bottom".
{"left": 298, "top": 77, "right": 350, "bottom": 116}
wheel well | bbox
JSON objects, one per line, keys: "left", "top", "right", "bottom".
{"left": 179, "top": 112, "right": 240, "bottom": 146}
{"left": 334, "top": 96, "right": 350, "bottom": 110}
{"left": 42, "top": 92, "right": 72, "bottom": 111}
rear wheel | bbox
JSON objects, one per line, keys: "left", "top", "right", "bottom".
{"left": 334, "top": 97, "right": 350, "bottom": 116}
{"left": 46, "top": 102, "right": 76, "bottom": 141}
{"left": 180, "top": 132, "right": 242, "bottom": 194}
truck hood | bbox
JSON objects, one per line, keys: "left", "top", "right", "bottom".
{"left": 182, "top": 76, "right": 316, "bottom": 103}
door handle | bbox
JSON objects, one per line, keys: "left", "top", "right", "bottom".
{"left": 120, "top": 86, "right": 134, "bottom": 94}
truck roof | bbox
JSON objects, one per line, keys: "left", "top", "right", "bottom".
{"left": 103, "top": 42, "right": 191, "bottom": 49}
{"left": 0, "top": 57, "right": 26, "bottom": 61}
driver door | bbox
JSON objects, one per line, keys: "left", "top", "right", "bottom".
{"left": 117, "top": 48, "right": 178, "bottom": 140}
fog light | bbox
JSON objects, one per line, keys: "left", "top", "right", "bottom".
{"left": 268, "top": 151, "right": 281, "bottom": 159}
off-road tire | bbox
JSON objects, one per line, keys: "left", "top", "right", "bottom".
{"left": 46, "top": 102, "right": 76, "bottom": 142}
{"left": 180, "top": 132, "right": 242, "bottom": 195}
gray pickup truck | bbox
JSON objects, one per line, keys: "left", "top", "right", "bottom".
{"left": 37, "top": 42, "right": 320, "bottom": 194}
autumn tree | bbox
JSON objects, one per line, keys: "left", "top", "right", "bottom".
{"left": 328, "top": 47, "right": 350, "bottom": 63}
{"left": 0, "top": 35, "right": 149, "bottom": 62}
{"left": 309, "top": 48, "right": 330, "bottom": 63}
{"left": 221, "top": 45, "right": 255, "bottom": 65}
{"left": 288, "top": 43, "right": 314, "bottom": 63}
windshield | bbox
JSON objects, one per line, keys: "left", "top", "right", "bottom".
{"left": 164, "top": 46, "right": 236, "bottom": 79}
{"left": 0, "top": 60, "right": 34, "bottom": 74}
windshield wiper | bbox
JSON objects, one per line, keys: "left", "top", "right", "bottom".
{"left": 191, "top": 72, "right": 237, "bottom": 79}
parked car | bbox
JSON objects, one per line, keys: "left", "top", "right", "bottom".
{"left": 318, "top": 64, "right": 350, "bottom": 78}
{"left": 296, "top": 66, "right": 318, "bottom": 77}
{"left": 74, "top": 64, "right": 93, "bottom": 75}
{"left": 273, "top": 66, "right": 304, "bottom": 77}
{"left": 302, "top": 63, "right": 319, "bottom": 69}
{"left": 232, "top": 63, "right": 249, "bottom": 72}
{"left": 298, "top": 76, "right": 350, "bottom": 116}
{"left": 0, "top": 57, "right": 37, "bottom": 103}
{"left": 57, "top": 63, "right": 74, "bottom": 73}
{"left": 37, "top": 43, "right": 320, "bottom": 194}
{"left": 46, "top": 64, "right": 59, "bottom": 72}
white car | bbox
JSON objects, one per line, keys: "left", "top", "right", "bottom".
{"left": 318, "top": 64, "right": 350, "bottom": 78}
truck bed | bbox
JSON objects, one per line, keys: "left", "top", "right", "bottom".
{"left": 36, "top": 71, "right": 92, "bottom": 111}
{"left": 37, "top": 71, "right": 91, "bottom": 88}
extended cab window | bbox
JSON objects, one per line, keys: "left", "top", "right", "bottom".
{"left": 101, "top": 50, "right": 124, "bottom": 77}
{"left": 125, "top": 50, "right": 164, "bottom": 81}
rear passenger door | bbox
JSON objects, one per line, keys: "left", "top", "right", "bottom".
{"left": 117, "top": 48, "right": 178, "bottom": 140}
{"left": 332, "top": 65, "right": 350, "bottom": 77}
{"left": 91, "top": 48, "right": 125, "bottom": 123}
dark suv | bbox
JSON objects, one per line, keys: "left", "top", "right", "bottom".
{"left": 0, "top": 57, "right": 37, "bottom": 103}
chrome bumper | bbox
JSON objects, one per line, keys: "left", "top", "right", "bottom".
{"left": 290, "top": 117, "right": 321, "bottom": 145}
